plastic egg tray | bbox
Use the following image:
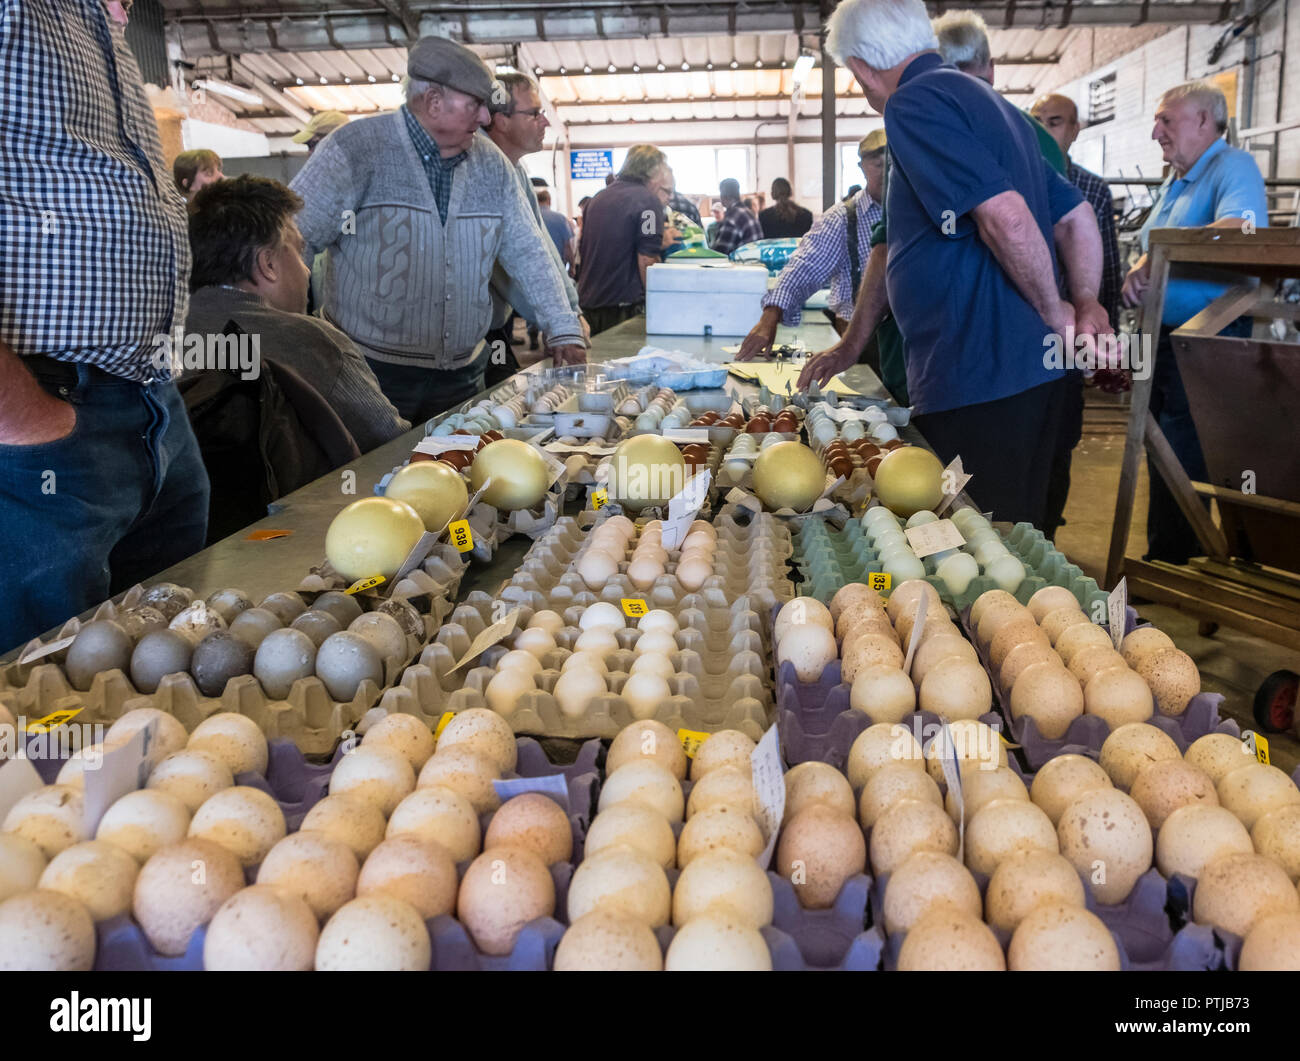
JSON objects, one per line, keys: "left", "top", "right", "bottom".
{"left": 495, "top": 516, "right": 795, "bottom": 618}
{"left": 956, "top": 603, "right": 1237, "bottom": 770}
{"left": 429, "top": 594, "right": 771, "bottom": 740}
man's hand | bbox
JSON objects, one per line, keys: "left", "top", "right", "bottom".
{"left": 1121, "top": 255, "right": 1151, "bottom": 307}
{"left": 1043, "top": 299, "right": 1076, "bottom": 340}
{"left": 797, "top": 342, "right": 857, "bottom": 390}
{"left": 737, "top": 307, "right": 782, "bottom": 362}
{"left": 578, "top": 314, "right": 591, "bottom": 342}
{"left": 0, "top": 388, "right": 76, "bottom": 446}
{"left": 549, "top": 343, "right": 587, "bottom": 367}
{"left": 1072, "top": 296, "right": 1111, "bottom": 338}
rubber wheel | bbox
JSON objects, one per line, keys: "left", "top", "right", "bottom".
{"left": 1252, "top": 670, "right": 1299, "bottom": 734}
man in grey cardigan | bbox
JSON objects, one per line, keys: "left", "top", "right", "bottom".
{"left": 290, "top": 37, "right": 587, "bottom": 424}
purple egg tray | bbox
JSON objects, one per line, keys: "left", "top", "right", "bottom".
{"left": 957, "top": 604, "right": 1234, "bottom": 770}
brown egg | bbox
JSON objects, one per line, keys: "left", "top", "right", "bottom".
{"left": 745, "top": 417, "right": 770, "bottom": 433}
{"left": 883, "top": 439, "right": 905, "bottom": 451}
{"left": 440, "top": 450, "right": 474, "bottom": 472}
{"left": 1135, "top": 648, "right": 1201, "bottom": 717}
{"left": 866, "top": 454, "right": 884, "bottom": 477}
{"left": 776, "top": 805, "right": 866, "bottom": 909}
{"left": 830, "top": 456, "right": 855, "bottom": 479}
{"left": 1130, "top": 759, "right": 1218, "bottom": 829}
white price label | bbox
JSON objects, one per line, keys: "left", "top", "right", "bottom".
{"left": 902, "top": 590, "right": 928, "bottom": 676}
{"left": 935, "top": 456, "right": 973, "bottom": 517}
{"left": 662, "top": 428, "right": 710, "bottom": 443}
{"left": 936, "top": 720, "right": 965, "bottom": 864}
{"left": 17, "top": 635, "right": 76, "bottom": 666}
{"left": 1107, "top": 577, "right": 1128, "bottom": 651}
{"left": 0, "top": 757, "right": 44, "bottom": 825}
{"left": 661, "top": 470, "right": 713, "bottom": 551}
{"left": 83, "top": 720, "right": 159, "bottom": 833}
{"left": 448, "top": 609, "right": 521, "bottom": 673}
{"left": 903, "top": 519, "right": 967, "bottom": 559}
{"left": 749, "top": 724, "right": 785, "bottom": 869}
{"left": 390, "top": 531, "right": 440, "bottom": 587}
{"left": 491, "top": 772, "right": 570, "bottom": 810}
{"left": 413, "top": 435, "right": 482, "bottom": 455}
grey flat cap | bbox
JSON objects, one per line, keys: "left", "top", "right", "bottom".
{"left": 407, "top": 36, "right": 495, "bottom": 103}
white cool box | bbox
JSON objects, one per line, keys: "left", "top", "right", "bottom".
{"left": 645, "top": 261, "right": 770, "bottom": 337}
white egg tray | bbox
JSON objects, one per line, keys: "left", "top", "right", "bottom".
{"left": 424, "top": 593, "right": 772, "bottom": 740}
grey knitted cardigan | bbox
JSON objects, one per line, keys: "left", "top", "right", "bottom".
{"left": 291, "top": 111, "right": 584, "bottom": 369}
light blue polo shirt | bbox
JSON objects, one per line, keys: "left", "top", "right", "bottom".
{"left": 1139, "top": 138, "right": 1267, "bottom": 327}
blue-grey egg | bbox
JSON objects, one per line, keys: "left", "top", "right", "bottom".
{"left": 206, "top": 588, "right": 255, "bottom": 624}
{"left": 65, "top": 620, "right": 133, "bottom": 691}
{"left": 314, "top": 632, "right": 384, "bottom": 702}
{"left": 257, "top": 592, "right": 307, "bottom": 625}
{"left": 290, "top": 609, "right": 343, "bottom": 648}
{"left": 190, "top": 631, "right": 255, "bottom": 698}
{"left": 130, "top": 629, "right": 195, "bottom": 693}
{"left": 252, "top": 628, "right": 317, "bottom": 700}
{"left": 139, "top": 583, "right": 193, "bottom": 621}
{"left": 227, "top": 608, "right": 284, "bottom": 649}
{"left": 374, "top": 599, "right": 423, "bottom": 641}
{"left": 347, "top": 612, "right": 407, "bottom": 663}
{"left": 309, "top": 591, "right": 364, "bottom": 627}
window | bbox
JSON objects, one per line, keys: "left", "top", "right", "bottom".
{"left": 839, "top": 142, "right": 863, "bottom": 200}
{"left": 1089, "top": 72, "right": 1117, "bottom": 126}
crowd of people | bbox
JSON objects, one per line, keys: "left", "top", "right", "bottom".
{"left": 0, "top": 0, "right": 1270, "bottom": 653}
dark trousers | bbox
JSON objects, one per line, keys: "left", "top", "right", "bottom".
{"left": 1, "top": 360, "right": 210, "bottom": 652}
{"left": 364, "top": 353, "right": 487, "bottom": 426}
{"left": 583, "top": 304, "right": 641, "bottom": 336}
{"left": 1043, "top": 370, "right": 1084, "bottom": 541}
{"left": 913, "top": 376, "right": 1069, "bottom": 528}
{"left": 1144, "top": 317, "right": 1252, "bottom": 563}
{"left": 482, "top": 325, "right": 522, "bottom": 390}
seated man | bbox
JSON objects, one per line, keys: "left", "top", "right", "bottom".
{"left": 710, "top": 178, "right": 763, "bottom": 256}
{"left": 186, "top": 175, "right": 410, "bottom": 453}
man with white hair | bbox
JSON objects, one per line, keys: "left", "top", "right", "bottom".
{"left": 291, "top": 37, "right": 587, "bottom": 423}
{"left": 1122, "top": 79, "right": 1267, "bottom": 564}
{"left": 813, "top": 0, "right": 1110, "bottom": 528}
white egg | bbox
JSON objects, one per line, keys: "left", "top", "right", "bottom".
{"left": 575, "top": 629, "right": 620, "bottom": 655}
{"left": 776, "top": 624, "right": 837, "bottom": 682}
{"left": 621, "top": 673, "right": 674, "bottom": 720}
{"left": 627, "top": 558, "right": 665, "bottom": 589}
{"left": 485, "top": 670, "right": 535, "bottom": 715}
{"left": 553, "top": 668, "right": 608, "bottom": 718}
{"left": 526, "top": 610, "right": 566, "bottom": 637}
{"left": 638, "top": 610, "right": 680, "bottom": 636}
{"left": 580, "top": 602, "right": 626, "bottom": 633}
{"left": 562, "top": 651, "right": 610, "bottom": 675}
{"left": 514, "top": 627, "right": 556, "bottom": 660}
{"left": 986, "top": 554, "right": 1027, "bottom": 593}
{"left": 973, "top": 540, "right": 1012, "bottom": 567}
{"left": 577, "top": 550, "right": 620, "bottom": 590}
{"left": 865, "top": 506, "right": 900, "bottom": 527}
{"left": 871, "top": 423, "right": 899, "bottom": 443}
{"left": 497, "top": 649, "right": 543, "bottom": 677}
{"left": 635, "top": 631, "right": 678, "bottom": 656}
{"left": 630, "top": 653, "right": 676, "bottom": 681}
{"left": 905, "top": 511, "right": 939, "bottom": 529}
{"left": 884, "top": 554, "right": 927, "bottom": 584}
{"left": 681, "top": 531, "right": 715, "bottom": 553}
{"left": 676, "top": 556, "right": 713, "bottom": 592}
{"left": 632, "top": 545, "right": 669, "bottom": 566}
{"left": 936, "top": 553, "right": 980, "bottom": 595}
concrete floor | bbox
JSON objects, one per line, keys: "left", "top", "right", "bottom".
{"left": 1056, "top": 390, "right": 1300, "bottom": 774}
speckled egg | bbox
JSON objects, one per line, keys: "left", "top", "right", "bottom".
{"left": 65, "top": 620, "right": 133, "bottom": 691}
{"left": 257, "top": 831, "right": 360, "bottom": 922}
{"left": 1029, "top": 754, "right": 1113, "bottom": 826}
{"left": 1057, "top": 788, "right": 1152, "bottom": 903}
{"left": 946, "top": 765, "right": 1028, "bottom": 821}
{"left": 1252, "top": 805, "right": 1300, "bottom": 883}
{"left": 1185, "top": 732, "right": 1259, "bottom": 784}
{"left": 846, "top": 723, "right": 925, "bottom": 790}
{"left": 0, "top": 890, "right": 96, "bottom": 971}
{"left": 897, "top": 909, "right": 1005, "bottom": 971}
{"left": 691, "top": 730, "right": 756, "bottom": 781}
{"left": 1026, "top": 585, "right": 1081, "bottom": 624}
{"left": 584, "top": 804, "right": 676, "bottom": 868}
{"left": 0, "top": 834, "right": 46, "bottom": 903}
{"left": 1156, "top": 803, "right": 1253, "bottom": 879}
{"left": 1099, "top": 723, "right": 1181, "bottom": 791}
{"left": 686, "top": 766, "right": 756, "bottom": 819}
{"left": 374, "top": 598, "right": 424, "bottom": 641}
{"left": 188, "top": 785, "right": 287, "bottom": 866}
{"left": 189, "top": 630, "right": 255, "bottom": 697}
{"left": 203, "top": 885, "right": 319, "bottom": 971}
{"left": 316, "top": 894, "right": 430, "bottom": 970}
{"left": 672, "top": 847, "right": 773, "bottom": 928}
{"left": 1009, "top": 903, "right": 1119, "bottom": 970}
{"left": 362, "top": 712, "right": 435, "bottom": 771}
{"left": 187, "top": 712, "right": 268, "bottom": 776}
{"left": 146, "top": 750, "right": 234, "bottom": 814}
{"left": 95, "top": 789, "right": 190, "bottom": 862}
{"left": 567, "top": 844, "right": 671, "bottom": 927}
{"left": 129, "top": 629, "right": 194, "bottom": 693}
{"left": 1009, "top": 662, "right": 1084, "bottom": 740}
{"left": 1135, "top": 647, "right": 1201, "bottom": 717}
{"left": 858, "top": 762, "right": 942, "bottom": 828}
{"left": 106, "top": 707, "right": 188, "bottom": 761}
{"left": 598, "top": 760, "right": 684, "bottom": 823}
{"left": 437, "top": 708, "right": 518, "bottom": 773}
{"left": 1238, "top": 912, "right": 1300, "bottom": 970}
{"left": 133, "top": 838, "right": 245, "bottom": 955}
{"left": 777, "top": 805, "right": 865, "bottom": 909}
{"left": 1193, "top": 852, "right": 1300, "bottom": 938}
{"left": 881, "top": 851, "right": 981, "bottom": 935}
{"left": 348, "top": 612, "right": 408, "bottom": 664}
{"left": 330, "top": 745, "right": 416, "bottom": 817}
{"left": 416, "top": 748, "right": 501, "bottom": 815}
{"left": 484, "top": 793, "right": 572, "bottom": 865}
{"left": 386, "top": 786, "right": 481, "bottom": 863}
{"left": 869, "top": 798, "right": 959, "bottom": 876}
{"left": 784, "top": 760, "right": 855, "bottom": 821}
{"left": 1129, "top": 758, "right": 1218, "bottom": 829}
{"left": 606, "top": 719, "right": 687, "bottom": 780}
{"left": 554, "top": 910, "right": 664, "bottom": 971}
{"left": 38, "top": 840, "right": 139, "bottom": 921}
{"left": 985, "top": 849, "right": 1086, "bottom": 932}
{"left": 457, "top": 845, "right": 556, "bottom": 956}
{"left": 356, "top": 836, "right": 458, "bottom": 919}
{"left": 1217, "top": 762, "right": 1300, "bottom": 829}
{"left": 3, "top": 785, "right": 88, "bottom": 857}
{"left": 965, "top": 798, "right": 1059, "bottom": 876}
{"left": 665, "top": 912, "right": 772, "bottom": 971}
{"left": 1119, "top": 625, "right": 1176, "bottom": 670}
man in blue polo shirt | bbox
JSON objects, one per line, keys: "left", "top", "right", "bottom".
{"left": 822, "top": 0, "right": 1110, "bottom": 527}
{"left": 1122, "top": 80, "right": 1267, "bottom": 564}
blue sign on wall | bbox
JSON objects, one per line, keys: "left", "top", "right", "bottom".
{"left": 570, "top": 149, "right": 613, "bottom": 180}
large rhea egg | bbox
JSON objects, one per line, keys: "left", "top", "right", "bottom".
{"left": 752, "top": 441, "right": 826, "bottom": 513}
{"left": 871, "top": 446, "right": 945, "bottom": 517}
{"left": 325, "top": 497, "right": 425, "bottom": 581}
{"left": 470, "top": 439, "right": 551, "bottom": 511}
{"left": 607, "top": 435, "right": 687, "bottom": 512}
{"left": 385, "top": 460, "right": 469, "bottom": 531}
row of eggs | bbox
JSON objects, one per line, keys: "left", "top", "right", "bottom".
{"left": 863, "top": 504, "right": 1027, "bottom": 595}
{"left": 632, "top": 391, "right": 689, "bottom": 433}
{"left": 806, "top": 402, "right": 899, "bottom": 451}
{"left": 572, "top": 514, "right": 719, "bottom": 592}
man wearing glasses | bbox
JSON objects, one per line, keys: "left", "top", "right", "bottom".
{"left": 482, "top": 72, "right": 586, "bottom": 378}
{"left": 738, "top": 132, "right": 893, "bottom": 388}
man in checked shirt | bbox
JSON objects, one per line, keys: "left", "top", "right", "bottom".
{"left": 737, "top": 132, "right": 886, "bottom": 368}
{"left": 709, "top": 179, "right": 764, "bottom": 256}
{"left": 0, "top": 0, "right": 209, "bottom": 652}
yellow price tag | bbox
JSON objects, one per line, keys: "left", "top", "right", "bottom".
{"left": 448, "top": 519, "right": 474, "bottom": 553}
{"left": 345, "top": 574, "right": 385, "bottom": 595}
{"left": 867, "top": 571, "right": 892, "bottom": 592}
{"left": 677, "top": 728, "right": 710, "bottom": 759}
{"left": 25, "top": 708, "right": 83, "bottom": 734}
{"left": 621, "top": 598, "right": 649, "bottom": 618}
{"left": 592, "top": 488, "right": 608, "bottom": 510}
{"left": 433, "top": 711, "right": 455, "bottom": 744}
{"left": 1246, "top": 731, "right": 1271, "bottom": 765}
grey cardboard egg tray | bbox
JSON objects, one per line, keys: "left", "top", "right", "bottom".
{"left": 872, "top": 865, "right": 1230, "bottom": 971}
{"left": 956, "top": 602, "right": 1235, "bottom": 770}
{"left": 0, "top": 588, "right": 460, "bottom": 759}
{"left": 428, "top": 595, "right": 772, "bottom": 740}
{"left": 89, "top": 730, "right": 602, "bottom": 971}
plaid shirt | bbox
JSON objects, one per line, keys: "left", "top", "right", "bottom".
{"left": 1067, "top": 160, "right": 1122, "bottom": 327}
{"left": 402, "top": 105, "right": 468, "bottom": 226}
{"left": 710, "top": 202, "right": 764, "bottom": 256}
{"left": 0, "top": 0, "right": 191, "bottom": 382}
{"left": 763, "top": 189, "right": 883, "bottom": 324}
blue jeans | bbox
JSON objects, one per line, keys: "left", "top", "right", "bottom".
{"left": 0, "top": 360, "right": 210, "bottom": 653}
{"left": 364, "top": 352, "right": 487, "bottom": 425}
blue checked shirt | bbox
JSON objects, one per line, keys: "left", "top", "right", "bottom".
{"left": 762, "top": 189, "right": 883, "bottom": 325}
{"left": 710, "top": 202, "right": 764, "bottom": 256}
{"left": 0, "top": 0, "right": 191, "bottom": 382}
{"left": 401, "top": 105, "right": 468, "bottom": 226}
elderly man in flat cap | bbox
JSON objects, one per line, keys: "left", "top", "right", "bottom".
{"left": 291, "top": 37, "right": 587, "bottom": 423}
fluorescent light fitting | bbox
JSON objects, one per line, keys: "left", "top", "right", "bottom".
{"left": 193, "top": 78, "right": 264, "bottom": 106}
{"left": 608, "top": 63, "right": 617, "bottom": 72}
{"left": 495, "top": 64, "right": 517, "bottom": 74}
{"left": 792, "top": 51, "right": 815, "bottom": 88}
{"left": 583, "top": 64, "right": 592, "bottom": 73}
